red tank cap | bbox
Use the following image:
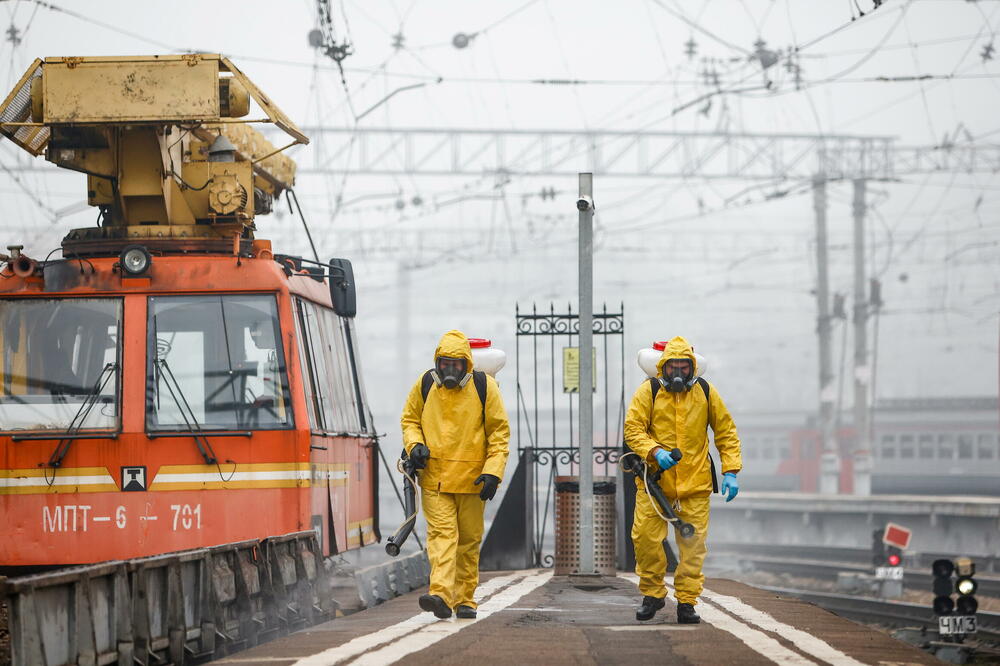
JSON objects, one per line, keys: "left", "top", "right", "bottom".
{"left": 652, "top": 341, "right": 668, "bottom": 351}
{"left": 468, "top": 338, "right": 492, "bottom": 348}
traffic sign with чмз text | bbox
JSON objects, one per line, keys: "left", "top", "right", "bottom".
{"left": 939, "top": 615, "right": 977, "bottom": 635}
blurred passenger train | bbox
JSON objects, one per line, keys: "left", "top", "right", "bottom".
{"left": 737, "top": 397, "right": 1000, "bottom": 496}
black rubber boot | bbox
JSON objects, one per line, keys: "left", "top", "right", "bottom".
{"left": 677, "top": 602, "right": 701, "bottom": 624}
{"left": 455, "top": 605, "right": 477, "bottom": 619}
{"left": 635, "top": 595, "right": 666, "bottom": 621}
{"left": 419, "top": 594, "right": 453, "bottom": 619}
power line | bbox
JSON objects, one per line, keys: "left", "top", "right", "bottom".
{"left": 649, "top": 0, "right": 752, "bottom": 56}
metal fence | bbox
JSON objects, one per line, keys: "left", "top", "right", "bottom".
{"left": 513, "top": 302, "right": 626, "bottom": 567}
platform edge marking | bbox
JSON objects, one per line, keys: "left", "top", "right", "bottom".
{"left": 700, "top": 589, "right": 867, "bottom": 666}
{"left": 292, "top": 570, "right": 530, "bottom": 666}
{"left": 619, "top": 573, "right": 818, "bottom": 666}
{"left": 351, "top": 571, "right": 553, "bottom": 666}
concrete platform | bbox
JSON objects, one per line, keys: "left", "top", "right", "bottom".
{"left": 217, "top": 571, "right": 939, "bottom": 665}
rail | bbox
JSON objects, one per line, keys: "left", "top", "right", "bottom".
{"left": 712, "top": 542, "right": 1000, "bottom": 573}
{"left": 760, "top": 586, "right": 1000, "bottom": 644}
{"left": 724, "top": 553, "right": 1000, "bottom": 598}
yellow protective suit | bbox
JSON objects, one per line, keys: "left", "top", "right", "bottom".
{"left": 400, "top": 330, "right": 510, "bottom": 609}
{"left": 624, "top": 336, "right": 742, "bottom": 604}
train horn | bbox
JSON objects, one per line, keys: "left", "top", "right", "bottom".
{"left": 11, "top": 254, "right": 38, "bottom": 278}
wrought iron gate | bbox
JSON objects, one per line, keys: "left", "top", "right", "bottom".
{"left": 512, "top": 303, "right": 626, "bottom": 567}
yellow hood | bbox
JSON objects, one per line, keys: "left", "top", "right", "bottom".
{"left": 402, "top": 328, "right": 510, "bottom": 493}
{"left": 434, "top": 329, "right": 474, "bottom": 370}
{"left": 656, "top": 336, "right": 697, "bottom": 377}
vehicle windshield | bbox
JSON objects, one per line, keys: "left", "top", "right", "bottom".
{"left": 0, "top": 298, "right": 121, "bottom": 431}
{"left": 147, "top": 294, "right": 293, "bottom": 430}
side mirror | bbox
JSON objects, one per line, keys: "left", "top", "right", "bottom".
{"left": 328, "top": 258, "right": 356, "bottom": 318}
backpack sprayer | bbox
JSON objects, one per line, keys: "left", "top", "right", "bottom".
{"left": 385, "top": 452, "right": 418, "bottom": 556}
{"left": 621, "top": 448, "right": 696, "bottom": 539}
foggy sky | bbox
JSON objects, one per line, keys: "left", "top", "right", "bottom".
{"left": 0, "top": 0, "right": 997, "bottom": 453}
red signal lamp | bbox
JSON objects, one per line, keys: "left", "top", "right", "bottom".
{"left": 888, "top": 553, "right": 901, "bottom": 567}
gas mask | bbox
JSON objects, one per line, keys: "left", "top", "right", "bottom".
{"left": 660, "top": 360, "right": 693, "bottom": 393}
{"left": 435, "top": 356, "right": 469, "bottom": 389}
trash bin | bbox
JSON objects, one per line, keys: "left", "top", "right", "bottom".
{"left": 553, "top": 475, "right": 616, "bottom": 575}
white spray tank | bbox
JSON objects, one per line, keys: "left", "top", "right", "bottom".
{"left": 637, "top": 340, "right": 707, "bottom": 379}
{"left": 469, "top": 338, "right": 506, "bottom": 377}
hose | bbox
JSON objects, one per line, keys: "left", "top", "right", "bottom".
{"left": 384, "top": 457, "right": 420, "bottom": 556}
{"left": 619, "top": 450, "right": 669, "bottom": 522}
{"left": 395, "top": 457, "right": 419, "bottom": 526}
{"left": 619, "top": 449, "right": 696, "bottom": 539}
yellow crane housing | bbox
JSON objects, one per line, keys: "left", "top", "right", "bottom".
{"left": 0, "top": 54, "right": 308, "bottom": 257}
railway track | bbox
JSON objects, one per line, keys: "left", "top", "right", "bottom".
{"left": 713, "top": 542, "right": 1000, "bottom": 573}
{"left": 726, "top": 553, "right": 1000, "bottom": 598}
{"left": 712, "top": 542, "right": 1000, "bottom": 650}
{"left": 759, "top": 585, "right": 1000, "bottom": 644}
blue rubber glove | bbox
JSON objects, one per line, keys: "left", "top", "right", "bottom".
{"left": 721, "top": 473, "right": 739, "bottom": 502}
{"left": 654, "top": 448, "right": 678, "bottom": 471}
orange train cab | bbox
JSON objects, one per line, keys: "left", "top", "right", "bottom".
{"left": 0, "top": 249, "right": 378, "bottom": 570}
{"left": 0, "top": 54, "right": 378, "bottom": 571}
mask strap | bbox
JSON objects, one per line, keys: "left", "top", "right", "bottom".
{"left": 458, "top": 372, "right": 472, "bottom": 388}
{"left": 430, "top": 370, "right": 443, "bottom": 387}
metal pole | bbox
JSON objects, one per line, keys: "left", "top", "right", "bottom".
{"left": 814, "top": 177, "right": 839, "bottom": 494}
{"left": 852, "top": 178, "right": 872, "bottom": 496}
{"left": 577, "top": 173, "right": 595, "bottom": 575}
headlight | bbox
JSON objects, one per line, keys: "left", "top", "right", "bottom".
{"left": 120, "top": 245, "right": 152, "bottom": 276}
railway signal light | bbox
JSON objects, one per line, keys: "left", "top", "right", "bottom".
{"left": 955, "top": 557, "right": 978, "bottom": 615}
{"left": 932, "top": 558, "right": 955, "bottom": 614}
{"left": 872, "top": 529, "right": 904, "bottom": 568}
{"left": 933, "top": 557, "right": 979, "bottom": 638}
{"left": 871, "top": 529, "right": 886, "bottom": 566}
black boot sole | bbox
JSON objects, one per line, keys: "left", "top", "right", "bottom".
{"left": 419, "top": 594, "right": 452, "bottom": 619}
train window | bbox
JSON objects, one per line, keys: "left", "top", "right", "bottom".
{"left": 778, "top": 440, "right": 790, "bottom": 460}
{"left": 0, "top": 298, "right": 121, "bottom": 431}
{"left": 293, "top": 301, "right": 324, "bottom": 429}
{"left": 880, "top": 434, "right": 896, "bottom": 459}
{"left": 147, "top": 294, "right": 292, "bottom": 430}
{"left": 294, "top": 299, "right": 370, "bottom": 434}
{"left": 800, "top": 438, "right": 817, "bottom": 460}
{"left": 918, "top": 434, "right": 934, "bottom": 459}
{"left": 938, "top": 434, "right": 955, "bottom": 459}
{"left": 958, "top": 434, "right": 974, "bottom": 459}
{"left": 342, "top": 317, "right": 374, "bottom": 432}
{"left": 762, "top": 446, "right": 774, "bottom": 460}
{"left": 899, "top": 434, "right": 915, "bottom": 459}
{"left": 978, "top": 433, "right": 996, "bottom": 459}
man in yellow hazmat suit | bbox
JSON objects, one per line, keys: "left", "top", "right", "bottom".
{"left": 401, "top": 330, "right": 510, "bottom": 619}
{"left": 624, "top": 336, "right": 742, "bottom": 624}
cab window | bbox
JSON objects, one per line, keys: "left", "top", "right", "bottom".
{"left": 0, "top": 297, "right": 121, "bottom": 431}
{"left": 293, "top": 297, "right": 371, "bottom": 434}
{"left": 147, "top": 294, "right": 292, "bottom": 430}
